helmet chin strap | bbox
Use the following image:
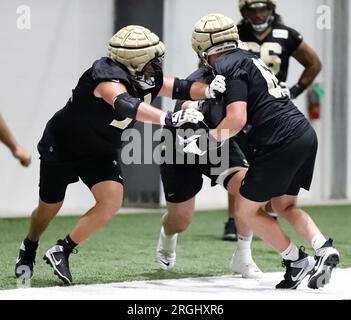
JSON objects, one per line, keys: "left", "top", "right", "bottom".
{"left": 200, "top": 52, "right": 212, "bottom": 68}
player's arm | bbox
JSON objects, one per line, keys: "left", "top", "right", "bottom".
{"left": 180, "top": 101, "right": 247, "bottom": 156}
{"left": 158, "top": 76, "right": 226, "bottom": 100}
{"left": 181, "top": 78, "right": 248, "bottom": 156}
{"left": 209, "top": 102, "right": 247, "bottom": 141}
{"left": 210, "top": 76, "right": 248, "bottom": 141}
{"left": 0, "top": 113, "right": 31, "bottom": 166}
{"left": 94, "top": 81, "right": 203, "bottom": 126}
{"left": 290, "top": 41, "right": 322, "bottom": 98}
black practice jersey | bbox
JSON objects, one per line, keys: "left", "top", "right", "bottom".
{"left": 214, "top": 49, "right": 309, "bottom": 147}
{"left": 174, "top": 66, "right": 225, "bottom": 129}
{"left": 237, "top": 22, "right": 303, "bottom": 82}
{"left": 38, "top": 57, "right": 163, "bottom": 160}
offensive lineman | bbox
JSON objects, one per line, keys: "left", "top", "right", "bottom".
{"left": 223, "top": 0, "right": 322, "bottom": 241}
{"left": 182, "top": 14, "right": 338, "bottom": 289}
{"left": 14, "top": 25, "right": 225, "bottom": 285}
{"left": 156, "top": 61, "right": 262, "bottom": 278}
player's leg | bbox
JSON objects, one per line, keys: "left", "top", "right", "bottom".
{"left": 271, "top": 194, "right": 339, "bottom": 289}
{"left": 15, "top": 200, "right": 63, "bottom": 281}
{"left": 15, "top": 159, "right": 71, "bottom": 281}
{"left": 271, "top": 127, "right": 339, "bottom": 289}
{"left": 235, "top": 193, "right": 315, "bottom": 289}
{"left": 157, "top": 197, "right": 196, "bottom": 270}
{"left": 223, "top": 193, "right": 238, "bottom": 241}
{"left": 157, "top": 163, "right": 202, "bottom": 270}
{"left": 44, "top": 180, "right": 123, "bottom": 285}
{"left": 43, "top": 156, "right": 123, "bottom": 285}
{"left": 222, "top": 134, "right": 252, "bottom": 241}
{"left": 226, "top": 169, "right": 263, "bottom": 279}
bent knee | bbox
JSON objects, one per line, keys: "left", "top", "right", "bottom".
{"left": 97, "top": 199, "right": 121, "bottom": 218}
{"left": 271, "top": 202, "right": 295, "bottom": 215}
{"left": 164, "top": 211, "right": 193, "bottom": 233}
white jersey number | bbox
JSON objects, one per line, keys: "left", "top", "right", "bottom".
{"left": 245, "top": 42, "right": 282, "bottom": 75}
{"left": 252, "top": 58, "right": 284, "bottom": 98}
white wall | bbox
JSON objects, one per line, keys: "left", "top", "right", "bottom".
{"left": 0, "top": 0, "right": 114, "bottom": 216}
{"left": 162, "top": 0, "right": 338, "bottom": 209}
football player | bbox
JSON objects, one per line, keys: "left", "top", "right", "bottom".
{"left": 156, "top": 54, "right": 262, "bottom": 279}
{"left": 223, "top": 0, "right": 322, "bottom": 241}
{"left": 183, "top": 13, "right": 339, "bottom": 289}
{"left": 14, "top": 25, "right": 225, "bottom": 285}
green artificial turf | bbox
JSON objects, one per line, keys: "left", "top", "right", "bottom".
{"left": 0, "top": 205, "right": 350, "bottom": 289}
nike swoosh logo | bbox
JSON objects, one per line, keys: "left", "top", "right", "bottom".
{"left": 291, "top": 268, "right": 305, "bottom": 282}
{"left": 51, "top": 255, "right": 62, "bottom": 266}
{"left": 160, "top": 260, "right": 170, "bottom": 266}
{"left": 167, "top": 193, "right": 176, "bottom": 197}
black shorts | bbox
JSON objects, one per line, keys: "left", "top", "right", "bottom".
{"left": 39, "top": 155, "right": 123, "bottom": 203}
{"left": 161, "top": 138, "right": 248, "bottom": 203}
{"left": 240, "top": 124, "right": 318, "bottom": 202}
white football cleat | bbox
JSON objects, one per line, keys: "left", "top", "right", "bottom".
{"left": 156, "top": 226, "right": 178, "bottom": 271}
{"left": 230, "top": 249, "right": 263, "bottom": 279}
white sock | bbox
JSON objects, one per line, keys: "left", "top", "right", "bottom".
{"left": 237, "top": 234, "right": 253, "bottom": 250}
{"left": 311, "top": 233, "right": 327, "bottom": 251}
{"left": 280, "top": 242, "right": 299, "bottom": 261}
{"left": 160, "top": 226, "right": 177, "bottom": 250}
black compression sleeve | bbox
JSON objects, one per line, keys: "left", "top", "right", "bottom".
{"left": 172, "top": 78, "right": 195, "bottom": 100}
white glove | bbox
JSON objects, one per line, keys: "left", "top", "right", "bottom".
{"left": 279, "top": 82, "right": 290, "bottom": 98}
{"left": 161, "top": 108, "right": 204, "bottom": 127}
{"left": 205, "top": 75, "right": 226, "bottom": 99}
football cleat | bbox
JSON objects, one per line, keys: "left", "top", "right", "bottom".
{"left": 276, "top": 247, "right": 315, "bottom": 289}
{"left": 222, "top": 218, "right": 237, "bottom": 241}
{"left": 15, "top": 241, "right": 37, "bottom": 280}
{"left": 307, "top": 238, "right": 340, "bottom": 289}
{"left": 43, "top": 240, "right": 75, "bottom": 285}
{"left": 156, "top": 227, "right": 177, "bottom": 271}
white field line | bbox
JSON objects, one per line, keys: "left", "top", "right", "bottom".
{"left": 0, "top": 268, "right": 350, "bottom": 300}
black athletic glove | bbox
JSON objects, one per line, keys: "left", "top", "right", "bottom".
{"left": 289, "top": 83, "right": 306, "bottom": 99}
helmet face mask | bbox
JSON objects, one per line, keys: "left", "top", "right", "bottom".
{"left": 133, "top": 55, "right": 164, "bottom": 90}
{"left": 239, "top": 0, "right": 276, "bottom": 32}
{"left": 108, "top": 25, "right": 165, "bottom": 78}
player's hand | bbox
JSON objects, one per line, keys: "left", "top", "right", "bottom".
{"left": 164, "top": 108, "right": 204, "bottom": 127}
{"left": 279, "top": 82, "right": 290, "bottom": 98}
{"left": 205, "top": 75, "right": 226, "bottom": 98}
{"left": 12, "top": 146, "right": 31, "bottom": 167}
